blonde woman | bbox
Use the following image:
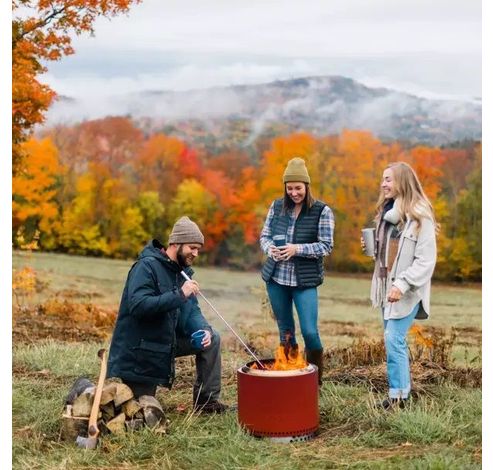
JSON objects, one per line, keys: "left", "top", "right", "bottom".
{"left": 363, "top": 162, "right": 437, "bottom": 409}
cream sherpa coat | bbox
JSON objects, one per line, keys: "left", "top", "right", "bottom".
{"left": 370, "top": 206, "right": 437, "bottom": 320}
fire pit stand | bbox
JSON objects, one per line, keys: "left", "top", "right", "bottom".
{"left": 237, "top": 360, "right": 319, "bottom": 442}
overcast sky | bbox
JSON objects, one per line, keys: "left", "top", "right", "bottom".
{"left": 43, "top": 0, "right": 481, "bottom": 101}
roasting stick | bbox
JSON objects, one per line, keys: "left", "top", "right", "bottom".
{"left": 180, "top": 271, "right": 265, "bottom": 369}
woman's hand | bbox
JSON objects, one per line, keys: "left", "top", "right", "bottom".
{"left": 277, "top": 244, "right": 297, "bottom": 261}
{"left": 387, "top": 286, "right": 403, "bottom": 302}
{"left": 269, "top": 245, "right": 282, "bottom": 261}
{"left": 361, "top": 236, "right": 376, "bottom": 259}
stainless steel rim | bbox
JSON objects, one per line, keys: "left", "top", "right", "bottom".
{"left": 267, "top": 433, "right": 316, "bottom": 443}
{"left": 239, "top": 363, "right": 316, "bottom": 377}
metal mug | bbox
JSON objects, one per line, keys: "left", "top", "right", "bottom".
{"left": 361, "top": 228, "right": 376, "bottom": 257}
{"left": 191, "top": 330, "right": 207, "bottom": 350}
{"left": 273, "top": 234, "right": 287, "bottom": 247}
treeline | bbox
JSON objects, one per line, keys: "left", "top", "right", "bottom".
{"left": 12, "top": 117, "right": 481, "bottom": 281}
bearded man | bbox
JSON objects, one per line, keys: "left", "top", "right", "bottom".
{"left": 107, "top": 216, "right": 228, "bottom": 413}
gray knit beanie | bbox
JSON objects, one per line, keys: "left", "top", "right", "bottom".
{"left": 168, "top": 216, "right": 205, "bottom": 245}
{"left": 283, "top": 157, "right": 311, "bottom": 183}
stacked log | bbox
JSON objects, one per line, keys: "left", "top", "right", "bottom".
{"left": 61, "top": 378, "right": 168, "bottom": 441}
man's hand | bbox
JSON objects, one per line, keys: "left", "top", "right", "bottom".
{"left": 387, "top": 286, "right": 403, "bottom": 302}
{"left": 277, "top": 243, "right": 298, "bottom": 261}
{"left": 181, "top": 280, "right": 200, "bottom": 298}
{"left": 201, "top": 330, "right": 212, "bottom": 348}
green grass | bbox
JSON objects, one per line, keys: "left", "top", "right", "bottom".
{"left": 12, "top": 251, "right": 482, "bottom": 469}
{"left": 13, "top": 340, "right": 481, "bottom": 469}
{"left": 13, "top": 250, "right": 482, "bottom": 330}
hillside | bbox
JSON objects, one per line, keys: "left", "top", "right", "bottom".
{"left": 49, "top": 75, "right": 481, "bottom": 148}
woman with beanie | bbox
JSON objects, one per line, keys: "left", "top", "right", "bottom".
{"left": 260, "top": 157, "right": 335, "bottom": 385}
{"left": 363, "top": 162, "right": 437, "bottom": 409}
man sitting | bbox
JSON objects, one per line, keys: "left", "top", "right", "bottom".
{"left": 107, "top": 216, "right": 228, "bottom": 413}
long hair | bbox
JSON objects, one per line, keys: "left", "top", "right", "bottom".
{"left": 283, "top": 183, "right": 315, "bottom": 214}
{"left": 376, "top": 162, "right": 437, "bottom": 231}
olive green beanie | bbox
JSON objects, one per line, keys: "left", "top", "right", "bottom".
{"left": 283, "top": 157, "right": 311, "bottom": 184}
{"left": 168, "top": 216, "right": 204, "bottom": 245}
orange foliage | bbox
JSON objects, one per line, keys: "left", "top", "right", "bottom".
{"left": 179, "top": 147, "right": 202, "bottom": 179}
{"left": 134, "top": 133, "right": 187, "bottom": 197}
{"left": 409, "top": 324, "right": 434, "bottom": 349}
{"left": 12, "top": 119, "right": 480, "bottom": 279}
{"left": 407, "top": 146, "right": 445, "bottom": 200}
{"left": 12, "top": 0, "right": 140, "bottom": 172}
{"left": 231, "top": 167, "right": 263, "bottom": 244}
{"left": 76, "top": 117, "right": 144, "bottom": 175}
{"left": 207, "top": 151, "right": 250, "bottom": 179}
{"left": 260, "top": 132, "right": 317, "bottom": 203}
{"left": 39, "top": 299, "right": 117, "bottom": 335}
{"left": 12, "top": 137, "right": 61, "bottom": 235}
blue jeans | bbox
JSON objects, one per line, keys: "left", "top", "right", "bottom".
{"left": 383, "top": 303, "right": 420, "bottom": 399}
{"left": 266, "top": 281, "right": 322, "bottom": 350}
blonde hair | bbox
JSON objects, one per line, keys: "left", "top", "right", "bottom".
{"left": 376, "top": 162, "right": 438, "bottom": 231}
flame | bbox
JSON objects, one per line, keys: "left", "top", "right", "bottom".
{"left": 252, "top": 344, "right": 308, "bottom": 371}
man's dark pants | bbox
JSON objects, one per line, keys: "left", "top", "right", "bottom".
{"left": 124, "top": 330, "right": 221, "bottom": 405}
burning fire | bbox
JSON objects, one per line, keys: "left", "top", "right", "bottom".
{"left": 252, "top": 344, "right": 308, "bottom": 371}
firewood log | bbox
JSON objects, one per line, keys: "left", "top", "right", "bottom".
{"left": 113, "top": 383, "right": 134, "bottom": 407}
{"left": 100, "top": 383, "right": 117, "bottom": 406}
{"left": 138, "top": 395, "right": 165, "bottom": 428}
{"left": 60, "top": 405, "right": 88, "bottom": 441}
{"left": 122, "top": 399, "right": 142, "bottom": 418}
{"left": 101, "top": 402, "right": 115, "bottom": 420}
{"left": 72, "top": 389, "right": 95, "bottom": 417}
{"left": 106, "top": 412, "right": 126, "bottom": 434}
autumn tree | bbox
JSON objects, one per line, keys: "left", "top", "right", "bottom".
{"left": 317, "top": 130, "right": 398, "bottom": 270}
{"left": 207, "top": 150, "right": 250, "bottom": 179}
{"left": 231, "top": 167, "right": 263, "bottom": 245}
{"left": 69, "top": 117, "right": 144, "bottom": 176}
{"left": 136, "top": 191, "right": 165, "bottom": 240}
{"left": 168, "top": 179, "right": 218, "bottom": 262}
{"left": 13, "top": 136, "right": 62, "bottom": 249}
{"left": 57, "top": 170, "right": 110, "bottom": 255}
{"left": 12, "top": 0, "right": 140, "bottom": 173}
{"left": 436, "top": 144, "right": 482, "bottom": 280}
{"left": 133, "top": 133, "right": 188, "bottom": 200}
{"left": 259, "top": 132, "right": 317, "bottom": 204}
{"left": 57, "top": 163, "right": 144, "bottom": 257}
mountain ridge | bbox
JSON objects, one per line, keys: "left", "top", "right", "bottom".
{"left": 48, "top": 75, "right": 482, "bottom": 147}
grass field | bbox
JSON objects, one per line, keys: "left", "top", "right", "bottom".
{"left": 12, "top": 251, "right": 482, "bottom": 469}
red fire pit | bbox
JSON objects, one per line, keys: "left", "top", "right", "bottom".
{"left": 237, "top": 359, "right": 319, "bottom": 442}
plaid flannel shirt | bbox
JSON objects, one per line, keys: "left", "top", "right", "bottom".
{"left": 260, "top": 201, "right": 335, "bottom": 286}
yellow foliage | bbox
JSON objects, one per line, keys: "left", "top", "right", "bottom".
{"left": 12, "top": 267, "right": 37, "bottom": 307}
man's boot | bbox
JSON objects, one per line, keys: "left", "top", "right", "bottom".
{"left": 306, "top": 349, "right": 324, "bottom": 386}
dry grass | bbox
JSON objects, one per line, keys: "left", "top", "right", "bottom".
{"left": 12, "top": 251, "right": 482, "bottom": 468}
